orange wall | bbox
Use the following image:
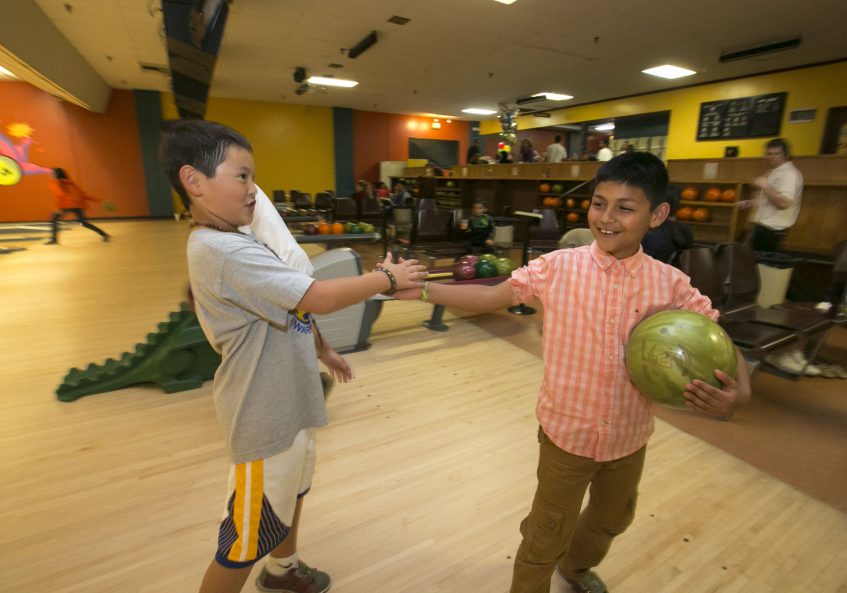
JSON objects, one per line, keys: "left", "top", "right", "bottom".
{"left": 353, "top": 111, "right": 469, "bottom": 183}
{"left": 0, "top": 83, "right": 147, "bottom": 222}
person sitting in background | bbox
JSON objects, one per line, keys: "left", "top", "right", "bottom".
{"left": 519, "top": 139, "right": 539, "bottom": 163}
{"left": 391, "top": 182, "right": 411, "bottom": 207}
{"left": 641, "top": 185, "right": 693, "bottom": 263}
{"left": 460, "top": 199, "right": 496, "bottom": 254}
{"left": 351, "top": 179, "right": 372, "bottom": 213}
{"left": 499, "top": 150, "right": 514, "bottom": 164}
{"left": 374, "top": 181, "right": 390, "bottom": 199}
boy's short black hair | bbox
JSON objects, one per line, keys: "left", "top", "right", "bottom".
{"left": 159, "top": 119, "right": 253, "bottom": 210}
{"left": 595, "top": 151, "right": 669, "bottom": 209}
{"left": 53, "top": 167, "right": 67, "bottom": 179}
{"left": 472, "top": 199, "right": 487, "bottom": 208}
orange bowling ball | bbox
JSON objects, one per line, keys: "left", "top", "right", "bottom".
{"left": 565, "top": 198, "right": 576, "bottom": 209}
{"left": 676, "top": 207, "right": 693, "bottom": 221}
{"left": 539, "top": 183, "right": 551, "bottom": 193}
{"left": 720, "top": 188, "right": 737, "bottom": 202}
{"left": 566, "top": 212, "right": 579, "bottom": 223}
{"left": 332, "top": 222, "right": 346, "bottom": 234}
{"left": 691, "top": 207, "right": 710, "bottom": 222}
{"left": 317, "top": 222, "right": 332, "bottom": 235}
{"left": 580, "top": 199, "right": 591, "bottom": 210}
{"left": 704, "top": 188, "right": 721, "bottom": 202}
{"left": 681, "top": 187, "right": 699, "bottom": 201}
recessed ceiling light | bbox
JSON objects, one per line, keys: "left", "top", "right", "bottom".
{"left": 462, "top": 108, "right": 497, "bottom": 115}
{"left": 307, "top": 76, "right": 358, "bottom": 88}
{"left": 594, "top": 123, "right": 615, "bottom": 131}
{"left": 532, "top": 92, "right": 573, "bottom": 101}
{"left": 642, "top": 65, "right": 696, "bottom": 79}
{"left": 493, "top": 0, "right": 517, "bottom": 4}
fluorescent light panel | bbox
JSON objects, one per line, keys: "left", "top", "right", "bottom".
{"left": 493, "top": 0, "right": 517, "bottom": 4}
{"left": 462, "top": 108, "right": 497, "bottom": 115}
{"left": 641, "top": 65, "right": 696, "bottom": 79}
{"left": 532, "top": 92, "right": 573, "bottom": 101}
{"left": 307, "top": 76, "right": 358, "bottom": 87}
{"left": 594, "top": 123, "right": 615, "bottom": 131}
{"left": 0, "top": 65, "right": 16, "bottom": 78}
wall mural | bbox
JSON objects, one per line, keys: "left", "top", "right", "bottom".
{"left": 0, "top": 123, "right": 53, "bottom": 186}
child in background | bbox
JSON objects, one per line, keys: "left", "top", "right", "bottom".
{"left": 45, "top": 168, "right": 111, "bottom": 244}
{"left": 461, "top": 199, "right": 496, "bottom": 254}
{"left": 397, "top": 152, "right": 750, "bottom": 593}
{"left": 159, "top": 119, "right": 425, "bottom": 593}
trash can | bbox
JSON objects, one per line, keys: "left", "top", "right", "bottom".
{"left": 755, "top": 251, "right": 796, "bottom": 307}
{"left": 493, "top": 216, "right": 514, "bottom": 247}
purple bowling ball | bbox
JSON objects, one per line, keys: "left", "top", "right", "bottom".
{"left": 453, "top": 260, "right": 477, "bottom": 280}
{"left": 460, "top": 254, "right": 479, "bottom": 267}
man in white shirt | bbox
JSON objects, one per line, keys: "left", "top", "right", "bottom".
{"left": 544, "top": 135, "right": 567, "bottom": 163}
{"left": 740, "top": 138, "right": 803, "bottom": 251}
{"left": 596, "top": 138, "right": 614, "bottom": 162}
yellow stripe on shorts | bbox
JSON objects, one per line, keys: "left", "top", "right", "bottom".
{"left": 228, "top": 460, "right": 265, "bottom": 562}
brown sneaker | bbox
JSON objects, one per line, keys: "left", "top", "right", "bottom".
{"left": 255, "top": 561, "right": 331, "bottom": 593}
{"left": 557, "top": 567, "right": 608, "bottom": 593}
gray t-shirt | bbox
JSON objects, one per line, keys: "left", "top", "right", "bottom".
{"left": 187, "top": 229, "right": 328, "bottom": 464}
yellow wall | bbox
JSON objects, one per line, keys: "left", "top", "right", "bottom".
{"left": 480, "top": 61, "right": 847, "bottom": 159}
{"left": 162, "top": 94, "right": 336, "bottom": 196}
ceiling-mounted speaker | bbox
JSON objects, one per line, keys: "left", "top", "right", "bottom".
{"left": 719, "top": 37, "right": 801, "bottom": 63}
{"left": 348, "top": 31, "right": 378, "bottom": 59}
{"left": 293, "top": 67, "right": 307, "bottom": 83}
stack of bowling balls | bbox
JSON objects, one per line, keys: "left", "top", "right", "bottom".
{"left": 452, "top": 254, "right": 516, "bottom": 280}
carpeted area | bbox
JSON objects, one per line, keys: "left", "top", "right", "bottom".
{"left": 460, "top": 306, "right": 847, "bottom": 513}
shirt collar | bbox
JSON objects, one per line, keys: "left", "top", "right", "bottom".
{"left": 589, "top": 240, "right": 645, "bottom": 277}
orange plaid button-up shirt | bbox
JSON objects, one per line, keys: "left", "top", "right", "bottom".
{"left": 509, "top": 242, "right": 718, "bottom": 461}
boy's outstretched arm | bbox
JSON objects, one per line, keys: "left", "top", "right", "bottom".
{"left": 682, "top": 347, "right": 752, "bottom": 420}
{"left": 298, "top": 253, "right": 426, "bottom": 315}
{"left": 394, "top": 279, "right": 516, "bottom": 314}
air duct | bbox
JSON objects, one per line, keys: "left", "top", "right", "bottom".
{"left": 348, "top": 31, "right": 378, "bottom": 59}
{"left": 719, "top": 37, "right": 801, "bottom": 63}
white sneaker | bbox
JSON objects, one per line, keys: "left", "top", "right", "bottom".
{"left": 804, "top": 364, "right": 822, "bottom": 377}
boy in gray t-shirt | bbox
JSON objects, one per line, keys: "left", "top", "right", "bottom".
{"left": 160, "top": 120, "right": 425, "bottom": 593}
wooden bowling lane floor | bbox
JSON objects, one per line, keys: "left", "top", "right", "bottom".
{"left": 1, "top": 220, "right": 845, "bottom": 593}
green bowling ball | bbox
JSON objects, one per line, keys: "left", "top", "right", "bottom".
{"left": 359, "top": 222, "right": 375, "bottom": 233}
{"left": 475, "top": 260, "right": 498, "bottom": 278}
{"left": 494, "top": 257, "right": 515, "bottom": 276}
{"left": 348, "top": 223, "right": 364, "bottom": 234}
{"left": 479, "top": 253, "right": 498, "bottom": 264}
{"left": 625, "top": 310, "right": 737, "bottom": 409}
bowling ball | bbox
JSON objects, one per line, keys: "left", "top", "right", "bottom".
{"left": 460, "top": 254, "right": 479, "bottom": 267}
{"left": 552, "top": 183, "right": 564, "bottom": 193}
{"left": 565, "top": 198, "right": 576, "bottom": 209}
{"left": 495, "top": 257, "right": 515, "bottom": 276}
{"left": 566, "top": 212, "right": 579, "bottom": 223}
{"left": 625, "top": 310, "right": 737, "bottom": 409}
{"left": 303, "top": 223, "right": 319, "bottom": 236}
{"left": 676, "top": 207, "right": 693, "bottom": 221}
{"left": 539, "top": 182, "right": 551, "bottom": 193}
{"left": 359, "top": 222, "right": 375, "bottom": 233}
{"left": 704, "top": 188, "right": 721, "bottom": 202}
{"left": 479, "top": 253, "right": 498, "bottom": 264}
{"left": 332, "top": 222, "right": 346, "bottom": 234}
{"left": 475, "top": 260, "right": 498, "bottom": 278}
{"left": 691, "top": 207, "right": 710, "bottom": 222}
{"left": 348, "top": 223, "right": 363, "bottom": 234}
{"left": 317, "top": 222, "right": 332, "bottom": 235}
{"left": 453, "top": 260, "right": 476, "bottom": 280}
{"left": 681, "top": 187, "right": 698, "bottom": 201}
{"left": 580, "top": 199, "right": 591, "bottom": 209}
{"left": 720, "top": 188, "right": 737, "bottom": 202}
{"left": 446, "top": 180, "right": 455, "bottom": 187}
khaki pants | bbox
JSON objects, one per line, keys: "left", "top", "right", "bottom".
{"left": 510, "top": 429, "right": 646, "bottom": 593}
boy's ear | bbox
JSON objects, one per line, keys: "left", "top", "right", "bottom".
{"left": 179, "top": 165, "right": 203, "bottom": 198}
{"left": 649, "top": 202, "right": 670, "bottom": 229}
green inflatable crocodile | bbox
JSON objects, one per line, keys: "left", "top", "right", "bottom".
{"left": 56, "top": 303, "right": 220, "bottom": 402}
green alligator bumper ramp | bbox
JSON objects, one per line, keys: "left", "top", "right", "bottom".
{"left": 56, "top": 303, "right": 220, "bottom": 402}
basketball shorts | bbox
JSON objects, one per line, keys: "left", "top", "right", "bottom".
{"left": 215, "top": 428, "right": 316, "bottom": 568}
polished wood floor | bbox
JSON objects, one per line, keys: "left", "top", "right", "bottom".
{"left": 1, "top": 220, "right": 845, "bottom": 593}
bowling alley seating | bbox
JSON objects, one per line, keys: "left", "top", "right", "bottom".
{"left": 396, "top": 207, "right": 465, "bottom": 259}
{"left": 293, "top": 191, "right": 312, "bottom": 210}
{"left": 331, "top": 197, "right": 358, "bottom": 222}
{"left": 358, "top": 196, "right": 384, "bottom": 223}
{"left": 676, "top": 246, "right": 799, "bottom": 364}
{"left": 314, "top": 191, "right": 334, "bottom": 212}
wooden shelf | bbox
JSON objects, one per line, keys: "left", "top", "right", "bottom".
{"left": 679, "top": 200, "right": 738, "bottom": 208}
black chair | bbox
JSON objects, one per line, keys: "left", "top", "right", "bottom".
{"left": 416, "top": 198, "right": 438, "bottom": 211}
{"left": 314, "top": 191, "right": 334, "bottom": 211}
{"left": 359, "top": 197, "right": 384, "bottom": 224}
{"left": 675, "top": 246, "right": 799, "bottom": 363}
{"left": 293, "top": 192, "right": 312, "bottom": 210}
{"left": 397, "top": 208, "right": 465, "bottom": 259}
{"left": 331, "top": 197, "right": 358, "bottom": 222}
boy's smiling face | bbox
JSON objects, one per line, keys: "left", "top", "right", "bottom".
{"left": 588, "top": 181, "right": 668, "bottom": 259}
{"left": 188, "top": 145, "right": 257, "bottom": 229}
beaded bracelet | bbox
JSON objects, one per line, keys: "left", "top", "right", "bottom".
{"left": 377, "top": 268, "right": 397, "bottom": 295}
{"left": 420, "top": 281, "right": 430, "bottom": 302}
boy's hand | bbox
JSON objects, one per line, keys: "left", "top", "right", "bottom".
{"left": 377, "top": 253, "right": 427, "bottom": 292}
{"left": 393, "top": 287, "right": 424, "bottom": 300}
{"left": 683, "top": 369, "right": 750, "bottom": 420}
{"left": 318, "top": 344, "right": 353, "bottom": 382}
